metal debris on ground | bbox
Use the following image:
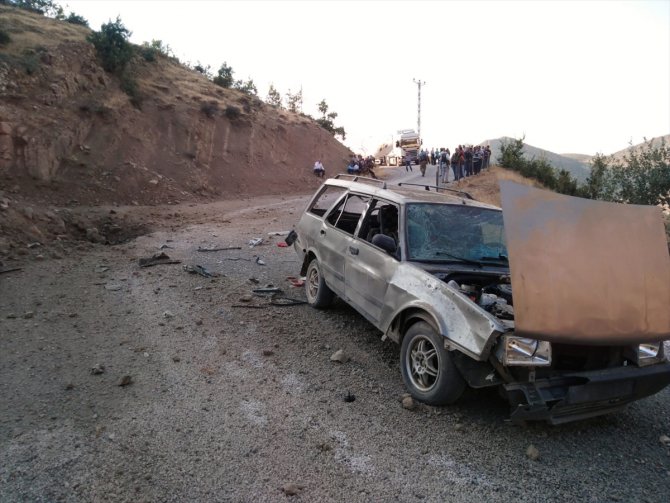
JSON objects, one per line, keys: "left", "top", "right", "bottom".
{"left": 197, "top": 246, "right": 242, "bottom": 252}
{"left": 0, "top": 267, "right": 22, "bottom": 275}
{"left": 138, "top": 252, "right": 182, "bottom": 268}
{"left": 183, "top": 264, "right": 218, "bottom": 278}
{"left": 255, "top": 257, "right": 266, "bottom": 266}
{"left": 343, "top": 392, "right": 356, "bottom": 403}
{"left": 270, "top": 297, "right": 307, "bottom": 306}
{"left": 158, "top": 244, "right": 174, "bottom": 249}
{"left": 248, "top": 237, "right": 263, "bottom": 247}
{"left": 253, "top": 287, "right": 283, "bottom": 295}
{"left": 285, "top": 230, "right": 298, "bottom": 245}
{"left": 268, "top": 231, "right": 290, "bottom": 236}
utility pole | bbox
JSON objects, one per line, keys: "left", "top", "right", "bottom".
{"left": 413, "top": 78, "right": 426, "bottom": 138}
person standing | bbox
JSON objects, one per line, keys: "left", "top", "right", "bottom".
{"left": 404, "top": 155, "right": 413, "bottom": 172}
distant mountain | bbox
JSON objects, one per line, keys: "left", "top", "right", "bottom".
{"left": 480, "top": 137, "right": 591, "bottom": 182}
{"left": 608, "top": 135, "right": 670, "bottom": 162}
{"left": 561, "top": 153, "right": 593, "bottom": 163}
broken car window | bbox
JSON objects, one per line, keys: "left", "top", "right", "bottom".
{"left": 406, "top": 203, "right": 507, "bottom": 263}
{"left": 309, "top": 186, "right": 347, "bottom": 217}
{"left": 326, "top": 193, "right": 370, "bottom": 235}
{"left": 359, "top": 199, "right": 399, "bottom": 245}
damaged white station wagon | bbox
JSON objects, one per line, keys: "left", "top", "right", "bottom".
{"left": 291, "top": 175, "right": 670, "bottom": 424}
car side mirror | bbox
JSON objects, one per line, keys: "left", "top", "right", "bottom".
{"left": 372, "top": 234, "right": 397, "bottom": 255}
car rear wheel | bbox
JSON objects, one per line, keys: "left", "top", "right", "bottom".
{"left": 400, "top": 321, "right": 466, "bottom": 405}
{"left": 305, "top": 259, "right": 334, "bottom": 308}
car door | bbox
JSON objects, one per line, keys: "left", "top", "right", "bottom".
{"left": 318, "top": 193, "right": 370, "bottom": 297}
{"left": 345, "top": 200, "right": 400, "bottom": 326}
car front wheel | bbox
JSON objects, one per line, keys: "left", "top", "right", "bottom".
{"left": 400, "top": 321, "right": 466, "bottom": 405}
{"left": 305, "top": 259, "right": 334, "bottom": 308}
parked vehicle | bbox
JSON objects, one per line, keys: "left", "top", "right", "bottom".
{"left": 373, "top": 129, "right": 422, "bottom": 166}
{"left": 291, "top": 175, "right": 670, "bottom": 424}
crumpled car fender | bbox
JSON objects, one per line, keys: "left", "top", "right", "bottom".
{"left": 379, "top": 263, "right": 509, "bottom": 360}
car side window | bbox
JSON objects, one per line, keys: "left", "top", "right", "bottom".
{"left": 326, "top": 194, "right": 370, "bottom": 235}
{"left": 308, "top": 186, "right": 347, "bottom": 217}
{"left": 359, "top": 199, "right": 400, "bottom": 246}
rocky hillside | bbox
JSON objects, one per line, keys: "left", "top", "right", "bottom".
{"left": 0, "top": 5, "right": 352, "bottom": 207}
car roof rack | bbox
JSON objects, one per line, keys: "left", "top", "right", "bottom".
{"left": 334, "top": 174, "right": 387, "bottom": 189}
{"left": 396, "top": 183, "right": 474, "bottom": 200}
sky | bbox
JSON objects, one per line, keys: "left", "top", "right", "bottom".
{"left": 65, "top": 0, "right": 670, "bottom": 156}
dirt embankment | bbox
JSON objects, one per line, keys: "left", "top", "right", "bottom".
{"left": 0, "top": 5, "right": 352, "bottom": 252}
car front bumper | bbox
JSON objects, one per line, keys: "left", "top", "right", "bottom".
{"left": 504, "top": 362, "right": 670, "bottom": 425}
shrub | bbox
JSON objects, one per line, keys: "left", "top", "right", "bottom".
{"left": 65, "top": 12, "right": 88, "bottom": 27}
{"left": 88, "top": 17, "right": 133, "bottom": 74}
{"left": 200, "top": 101, "right": 218, "bottom": 119}
{"left": 213, "top": 62, "right": 234, "bottom": 88}
{"left": 224, "top": 105, "right": 240, "bottom": 120}
{"left": 120, "top": 73, "right": 142, "bottom": 109}
{"left": 0, "top": 29, "right": 10, "bottom": 46}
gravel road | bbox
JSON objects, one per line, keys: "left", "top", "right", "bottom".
{"left": 1, "top": 190, "right": 669, "bottom": 503}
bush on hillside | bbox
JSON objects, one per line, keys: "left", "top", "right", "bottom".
{"left": 584, "top": 139, "right": 669, "bottom": 207}
{"left": 201, "top": 101, "right": 218, "bottom": 119}
{"left": 88, "top": 17, "right": 133, "bottom": 74}
{"left": 0, "top": 29, "right": 10, "bottom": 46}
{"left": 120, "top": 72, "right": 142, "bottom": 109}
{"left": 265, "top": 84, "right": 282, "bottom": 108}
{"left": 213, "top": 62, "right": 234, "bottom": 88}
{"left": 224, "top": 105, "right": 240, "bottom": 120}
{"left": 233, "top": 78, "right": 257, "bottom": 96}
{"left": 498, "top": 137, "right": 578, "bottom": 196}
{"left": 65, "top": 12, "right": 88, "bottom": 26}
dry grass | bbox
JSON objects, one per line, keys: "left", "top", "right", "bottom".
{"left": 0, "top": 6, "right": 89, "bottom": 55}
{"left": 454, "top": 165, "right": 542, "bottom": 207}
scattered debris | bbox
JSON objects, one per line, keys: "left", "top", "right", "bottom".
{"left": 286, "top": 276, "right": 305, "bottom": 288}
{"left": 269, "top": 297, "right": 307, "bottom": 306}
{"left": 285, "top": 230, "right": 298, "bottom": 246}
{"left": 0, "top": 267, "right": 22, "bottom": 275}
{"left": 343, "top": 392, "right": 356, "bottom": 403}
{"left": 65, "top": 383, "right": 75, "bottom": 390}
{"left": 183, "top": 264, "right": 218, "bottom": 278}
{"left": 94, "top": 265, "right": 110, "bottom": 273}
{"left": 197, "top": 246, "right": 241, "bottom": 252}
{"left": 239, "top": 295, "right": 253, "bottom": 303}
{"left": 330, "top": 349, "right": 349, "bottom": 363}
{"left": 163, "top": 310, "right": 175, "bottom": 319}
{"left": 249, "top": 277, "right": 260, "bottom": 284}
{"left": 660, "top": 435, "right": 670, "bottom": 446}
{"left": 159, "top": 244, "right": 174, "bottom": 250}
{"left": 172, "top": 356, "right": 181, "bottom": 363}
{"left": 220, "top": 257, "right": 251, "bottom": 262}
{"left": 253, "top": 287, "right": 283, "bottom": 295}
{"left": 526, "top": 444, "right": 540, "bottom": 461}
{"left": 22, "top": 311, "right": 34, "bottom": 319}
{"left": 118, "top": 375, "right": 133, "bottom": 387}
{"left": 105, "top": 284, "right": 122, "bottom": 291}
{"left": 276, "top": 242, "right": 289, "bottom": 248}
{"left": 27, "top": 242, "right": 42, "bottom": 249}
{"left": 138, "top": 252, "right": 182, "bottom": 268}
{"left": 268, "top": 231, "right": 290, "bottom": 236}
{"left": 255, "top": 257, "right": 266, "bottom": 266}
{"left": 248, "top": 237, "right": 263, "bottom": 247}
{"left": 402, "top": 396, "right": 416, "bottom": 410}
{"left": 281, "top": 483, "right": 303, "bottom": 496}
{"left": 91, "top": 364, "right": 105, "bottom": 375}
{"left": 262, "top": 349, "right": 274, "bottom": 356}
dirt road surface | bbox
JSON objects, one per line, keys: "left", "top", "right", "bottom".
{"left": 1, "top": 181, "right": 670, "bottom": 502}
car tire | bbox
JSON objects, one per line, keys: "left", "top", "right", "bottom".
{"left": 305, "top": 259, "right": 334, "bottom": 308}
{"left": 400, "top": 321, "right": 466, "bottom": 405}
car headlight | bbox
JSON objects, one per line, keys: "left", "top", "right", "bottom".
{"left": 497, "top": 335, "right": 552, "bottom": 366}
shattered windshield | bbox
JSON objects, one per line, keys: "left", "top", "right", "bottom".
{"left": 405, "top": 203, "right": 508, "bottom": 264}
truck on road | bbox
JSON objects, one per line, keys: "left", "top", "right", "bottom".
{"left": 374, "top": 129, "right": 422, "bottom": 166}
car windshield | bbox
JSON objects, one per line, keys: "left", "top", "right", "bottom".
{"left": 405, "top": 203, "right": 508, "bottom": 264}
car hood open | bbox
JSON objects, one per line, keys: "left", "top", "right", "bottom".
{"left": 500, "top": 180, "right": 670, "bottom": 344}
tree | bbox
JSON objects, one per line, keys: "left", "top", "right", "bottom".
{"left": 64, "top": 12, "right": 88, "bottom": 26}
{"left": 265, "top": 84, "right": 282, "bottom": 108}
{"left": 285, "top": 88, "right": 302, "bottom": 113}
{"left": 4, "top": 0, "right": 63, "bottom": 18}
{"left": 192, "top": 61, "right": 212, "bottom": 79}
{"left": 213, "top": 62, "right": 234, "bottom": 88}
{"left": 88, "top": 17, "right": 133, "bottom": 74}
{"left": 314, "top": 98, "right": 346, "bottom": 140}
{"left": 233, "top": 77, "right": 257, "bottom": 95}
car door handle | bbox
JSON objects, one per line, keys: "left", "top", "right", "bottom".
{"left": 349, "top": 246, "right": 359, "bottom": 255}
{"left": 320, "top": 230, "right": 326, "bottom": 236}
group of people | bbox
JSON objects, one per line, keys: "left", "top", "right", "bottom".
{"left": 346, "top": 155, "right": 377, "bottom": 178}
{"left": 405, "top": 145, "right": 492, "bottom": 183}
